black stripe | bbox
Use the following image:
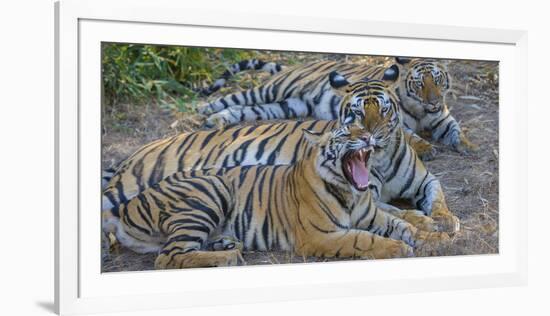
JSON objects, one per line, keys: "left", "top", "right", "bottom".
{"left": 241, "top": 91, "right": 249, "bottom": 104}
{"left": 166, "top": 218, "right": 207, "bottom": 231}
{"left": 354, "top": 198, "right": 375, "bottom": 227}
{"left": 364, "top": 207, "right": 378, "bottom": 231}
{"left": 136, "top": 194, "right": 154, "bottom": 226}
{"left": 255, "top": 124, "right": 287, "bottom": 161}
{"left": 165, "top": 234, "right": 204, "bottom": 245}
{"left": 431, "top": 112, "right": 450, "bottom": 131}
{"left": 172, "top": 224, "right": 211, "bottom": 234}
{"left": 176, "top": 133, "right": 199, "bottom": 170}
{"left": 398, "top": 154, "right": 416, "bottom": 197}
{"left": 308, "top": 185, "right": 349, "bottom": 230}
{"left": 386, "top": 142, "right": 407, "bottom": 181}
{"left": 199, "top": 130, "right": 219, "bottom": 150}
{"left": 104, "top": 190, "right": 118, "bottom": 209}
{"left": 440, "top": 121, "right": 454, "bottom": 139}
{"left": 415, "top": 178, "right": 436, "bottom": 212}
{"left": 368, "top": 184, "right": 379, "bottom": 198}
{"left": 127, "top": 158, "right": 145, "bottom": 196}
{"left": 110, "top": 205, "right": 121, "bottom": 218}
{"left": 219, "top": 98, "right": 229, "bottom": 109}
{"left": 148, "top": 136, "right": 180, "bottom": 187}
{"left": 309, "top": 220, "right": 336, "bottom": 234}
{"left": 382, "top": 130, "right": 402, "bottom": 174}
{"left": 123, "top": 209, "right": 151, "bottom": 236}
{"left": 115, "top": 180, "right": 128, "bottom": 204}
{"left": 230, "top": 94, "right": 240, "bottom": 105}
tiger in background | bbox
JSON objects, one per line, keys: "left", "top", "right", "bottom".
{"left": 102, "top": 125, "right": 449, "bottom": 269}
{"left": 198, "top": 59, "right": 436, "bottom": 160}
{"left": 198, "top": 57, "right": 476, "bottom": 155}
{"left": 103, "top": 74, "right": 459, "bottom": 233}
{"left": 392, "top": 57, "right": 477, "bottom": 153}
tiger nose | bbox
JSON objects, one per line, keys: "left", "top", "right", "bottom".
{"left": 360, "top": 132, "right": 373, "bottom": 144}
{"left": 427, "top": 101, "right": 442, "bottom": 113}
{"left": 430, "top": 94, "right": 441, "bottom": 104}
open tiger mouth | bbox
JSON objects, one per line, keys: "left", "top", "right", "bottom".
{"left": 342, "top": 147, "right": 373, "bottom": 191}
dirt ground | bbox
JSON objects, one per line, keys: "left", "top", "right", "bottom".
{"left": 101, "top": 53, "right": 499, "bottom": 272}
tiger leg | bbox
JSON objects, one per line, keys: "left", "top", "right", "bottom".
{"left": 403, "top": 127, "right": 437, "bottom": 161}
{"left": 297, "top": 229, "right": 413, "bottom": 259}
{"left": 413, "top": 174, "right": 460, "bottom": 233}
{"left": 400, "top": 210, "right": 438, "bottom": 232}
{"left": 375, "top": 202, "right": 437, "bottom": 232}
{"left": 370, "top": 179, "right": 436, "bottom": 232}
{"left": 204, "top": 98, "right": 308, "bottom": 128}
{"left": 356, "top": 207, "right": 450, "bottom": 252}
{"left": 154, "top": 199, "right": 243, "bottom": 269}
{"left": 154, "top": 218, "right": 243, "bottom": 269}
{"left": 456, "top": 133, "right": 479, "bottom": 153}
{"left": 429, "top": 110, "right": 478, "bottom": 154}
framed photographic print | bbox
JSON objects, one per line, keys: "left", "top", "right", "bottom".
{"left": 55, "top": 0, "right": 527, "bottom": 314}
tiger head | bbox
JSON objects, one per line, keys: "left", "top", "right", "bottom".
{"left": 393, "top": 57, "right": 451, "bottom": 115}
{"left": 329, "top": 71, "right": 401, "bottom": 150}
{"left": 304, "top": 125, "right": 376, "bottom": 193}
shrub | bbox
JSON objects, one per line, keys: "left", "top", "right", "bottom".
{"left": 101, "top": 43, "right": 255, "bottom": 113}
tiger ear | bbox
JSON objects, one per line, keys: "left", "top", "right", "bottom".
{"left": 438, "top": 59, "right": 451, "bottom": 68}
{"left": 395, "top": 57, "right": 412, "bottom": 64}
{"left": 382, "top": 64, "right": 400, "bottom": 83}
{"left": 329, "top": 71, "right": 351, "bottom": 96}
{"left": 303, "top": 129, "right": 323, "bottom": 145}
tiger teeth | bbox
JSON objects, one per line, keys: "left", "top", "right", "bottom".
{"left": 358, "top": 148, "right": 368, "bottom": 160}
{"left": 357, "top": 148, "right": 371, "bottom": 167}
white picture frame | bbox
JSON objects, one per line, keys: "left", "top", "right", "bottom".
{"left": 55, "top": 0, "right": 527, "bottom": 314}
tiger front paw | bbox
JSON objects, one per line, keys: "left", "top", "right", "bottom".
{"left": 401, "top": 210, "right": 437, "bottom": 232}
{"left": 364, "top": 239, "right": 414, "bottom": 259}
{"left": 412, "top": 140, "right": 438, "bottom": 161}
{"left": 459, "top": 134, "right": 479, "bottom": 154}
{"left": 413, "top": 230, "right": 451, "bottom": 251}
{"left": 451, "top": 133, "right": 479, "bottom": 155}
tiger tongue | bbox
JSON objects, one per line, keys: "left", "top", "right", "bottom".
{"left": 350, "top": 156, "right": 369, "bottom": 189}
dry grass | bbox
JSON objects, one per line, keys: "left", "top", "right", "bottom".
{"left": 101, "top": 54, "right": 498, "bottom": 272}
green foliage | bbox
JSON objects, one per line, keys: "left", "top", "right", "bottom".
{"left": 102, "top": 43, "right": 255, "bottom": 112}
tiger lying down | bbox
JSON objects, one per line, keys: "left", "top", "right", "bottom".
{"left": 103, "top": 125, "right": 449, "bottom": 269}
{"left": 198, "top": 57, "right": 477, "bottom": 156}
{"left": 103, "top": 75, "right": 459, "bottom": 231}
{"left": 102, "top": 74, "right": 459, "bottom": 268}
